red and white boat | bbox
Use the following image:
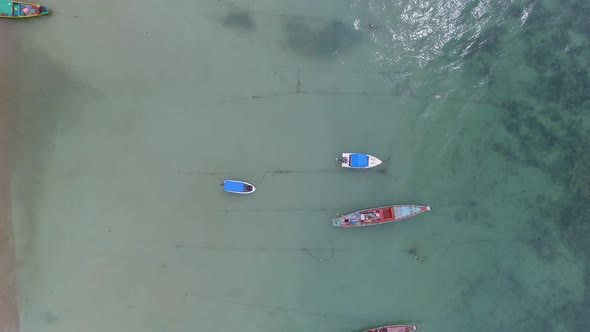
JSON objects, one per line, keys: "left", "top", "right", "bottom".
{"left": 363, "top": 325, "right": 418, "bottom": 332}
{"left": 332, "top": 204, "right": 430, "bottom": 227}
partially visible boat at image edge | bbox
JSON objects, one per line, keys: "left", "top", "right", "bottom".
{"left": 363, "top": 324, "right": 418, "bottom": 332}
{"left": 0, "top": 1, "right": 49, "bottom": 18}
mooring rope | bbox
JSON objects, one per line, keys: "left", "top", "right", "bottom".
{"left": 303, "top": 248, "right": 334, "bottom": 262}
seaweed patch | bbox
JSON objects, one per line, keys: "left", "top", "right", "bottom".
{"left": 480, "top": 0, "right": 590, "bottom": 329}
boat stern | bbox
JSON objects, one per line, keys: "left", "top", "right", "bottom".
{"left": 332, "top": 212, "right": 361, "bottom": 227}
{"left": 40, "top": 5, "right": 49, "bottom": 15}
{"left": 339, "top": 153, "right": 351, "bottom": 168}
{"left": 332, "top": 217, "right": 344, "bottom": 227}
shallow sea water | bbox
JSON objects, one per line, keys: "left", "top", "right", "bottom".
{"left": 7, "top": 0, "right": 590, "bottom": 331}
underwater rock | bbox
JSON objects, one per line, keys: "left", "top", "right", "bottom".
{"left": 222, "top": 10, "right": 256, "bottom": 30}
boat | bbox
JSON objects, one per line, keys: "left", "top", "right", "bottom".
{"left": 221, "top": 180, "right": 256, "bottom": 194}
{"left": 0, "top": 1, "right": 49, "bottom": 18}
{"left": 363, "top": 325, "right": 418, "bottom": 332}
{"left": 333, "top": 204, "right": 430, "bottom": 227}
{"left": 338, "top": 153, "right": 382, "bottom": 169}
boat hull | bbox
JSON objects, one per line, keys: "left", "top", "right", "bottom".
{"left": 221, "top": 180, "right": 256, "bottom": 194}
{"left": 363, "top": 325, "right": 418, "bottom": 332}
{"left": 0, "top": 1, "right": 50, "bottom": 18}
{"left": 340, "top": 153, "right": 382, "bottom": 169}
{"left": 333, "top": 204, "right": 430, "bottom": 227}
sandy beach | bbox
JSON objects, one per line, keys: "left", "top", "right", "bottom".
{"left": 4, "top": 0, "right": 590, "bottom": 331}
{"left": 0, "top": 22, "right": 18, "bottom": 332}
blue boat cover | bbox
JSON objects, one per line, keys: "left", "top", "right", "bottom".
{"left": 224, "top": 180, "right": 245, "bottom": 192}
{"left": 350, "top": 154, "right": 369, "bottom": 167}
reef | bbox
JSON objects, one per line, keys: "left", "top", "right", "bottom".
{"left": 448, "top": 0, "right": 590, "bottom": 329}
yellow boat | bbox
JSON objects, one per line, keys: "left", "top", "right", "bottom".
{"left": 0, "top": 1, "right": 49, "bottom": 18}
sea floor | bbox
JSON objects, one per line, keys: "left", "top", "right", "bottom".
{"left": 5, "top": 0, "right": 590, "bottom": 331}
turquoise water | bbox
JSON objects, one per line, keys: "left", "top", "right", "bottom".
{"left": 7, "top": 0, "right": 590, "bottom": 331}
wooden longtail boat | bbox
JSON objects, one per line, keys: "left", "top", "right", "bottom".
{"left": 0, "top": 1, "right": 49, "bottom": 18}
{"left": 332, "top": 204, "right": 430, "bottom": 227}
{"left": 363, "top": 325, "right": 418, "bottom": 332}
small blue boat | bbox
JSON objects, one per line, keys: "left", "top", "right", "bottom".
{"left": 337, "top": 153, "right": 382, "bottom": 169}
{"left": 221, "top": 180, "right": 256, "bottom": 194}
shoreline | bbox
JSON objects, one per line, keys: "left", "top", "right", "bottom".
{"left": 0, "top": 22, "right": 19, "bottom": 332}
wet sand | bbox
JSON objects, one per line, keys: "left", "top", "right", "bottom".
{"left": 0, "top": 23, "right": 18, "bottom": 332}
